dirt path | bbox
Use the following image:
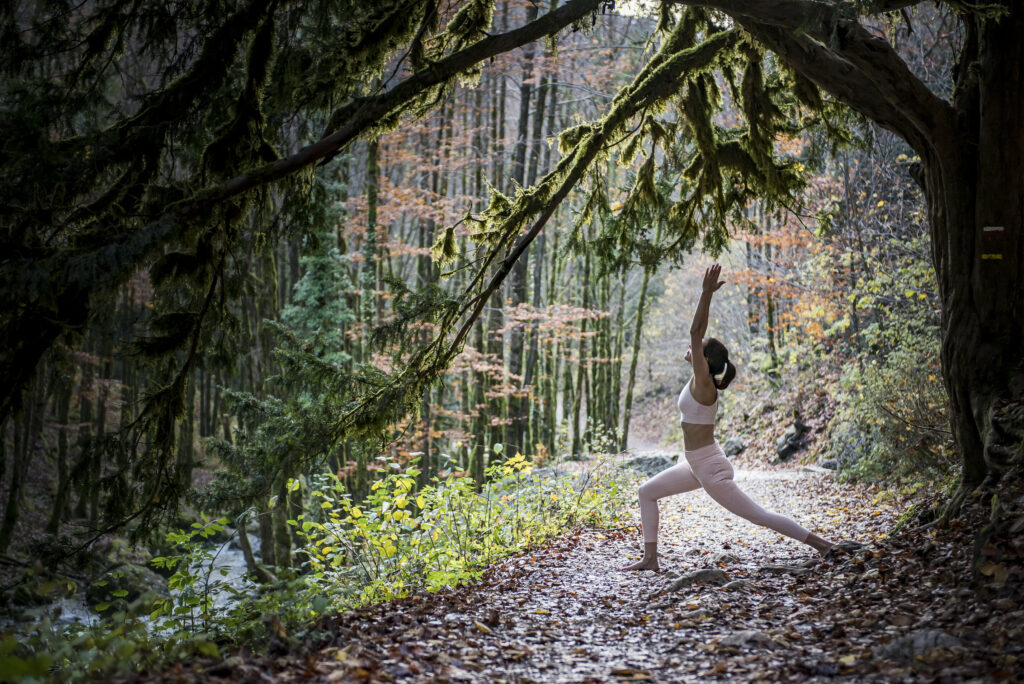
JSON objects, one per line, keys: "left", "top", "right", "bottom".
{"left": 150, "top": 467, "right": 1024, "bottom": 683}
{"left": 365, "top": 468, "right": 882, "bottom": 683}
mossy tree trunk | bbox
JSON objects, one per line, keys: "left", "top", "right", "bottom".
{"left": 923, "top": 17, "right": 1024, "bottom": 503}
{"left": 621, "top": 255, "right": 655, "bottom": 452}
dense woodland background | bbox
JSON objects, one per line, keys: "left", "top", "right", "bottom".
{"left": 1, "top": 0, "right": 1021, "bottom": 679}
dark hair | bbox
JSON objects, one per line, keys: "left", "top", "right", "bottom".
{"left": 705, "top": 337, "right": 736, "bottom": 390}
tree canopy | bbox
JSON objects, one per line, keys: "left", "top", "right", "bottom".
{"left": 2, "top": 0, "right": 1021, "bottom": 526}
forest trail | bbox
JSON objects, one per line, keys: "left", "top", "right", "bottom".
{"left": 151, "top": 465, "right": 1023, "bottom": 683}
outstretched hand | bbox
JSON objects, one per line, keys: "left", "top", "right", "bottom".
{"left": 702, "top": 263, "right": 726, "bottom": 293}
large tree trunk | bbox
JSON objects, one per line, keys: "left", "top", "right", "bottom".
{"left": 929, "top": 9, "right": 1024, "bottom": 510}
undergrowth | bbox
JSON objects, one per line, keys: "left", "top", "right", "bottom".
{"left": 2, "top": 456, "right": 631, "bottom": 682}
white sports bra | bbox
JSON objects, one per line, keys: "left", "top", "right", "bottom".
{"left": 678, "top": 378, "right": 718, "bottom": 425}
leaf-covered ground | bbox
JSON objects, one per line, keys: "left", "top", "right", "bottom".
{"left": 145, "top": 465, "right": 1024, "bottom": 683}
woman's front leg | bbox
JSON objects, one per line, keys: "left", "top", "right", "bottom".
{"left": 619, "top": 462, "right": 700, "bottom": 571}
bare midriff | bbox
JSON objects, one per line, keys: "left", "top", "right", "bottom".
{"left": 681, "top": 422, "right": 715, "bottom": 451}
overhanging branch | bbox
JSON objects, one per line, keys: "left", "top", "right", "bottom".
{"left": 323, "top": 28, "right": 742, "bottom": 442}
{"left": 208, "top": 0, "right": 604, "bottom": 204}
{"left": 743, "top": 22, "right": 928, "bottom": 148}
{"left": 675, "top": 0, "right": 955, "bottom": 150}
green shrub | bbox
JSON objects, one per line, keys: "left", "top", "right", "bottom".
{"left": 4, "top": 457, "right": 629, "bottom": 682}
{"left": 293, "top": 453, "right": 630, "bottom": 603}
{"left": 824, "top": 334, "right": 956, "bottom": 484}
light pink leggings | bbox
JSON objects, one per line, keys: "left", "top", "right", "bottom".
{"left": 639, "top": 441, "right": 811, "bottom": 543}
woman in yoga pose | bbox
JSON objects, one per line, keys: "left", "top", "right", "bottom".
{"left": 621, "top": 264, "right": 839, "bottom": 572}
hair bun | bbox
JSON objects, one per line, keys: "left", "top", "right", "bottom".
{"left": 713, "top": 359, "right": 735, "bottom": 390}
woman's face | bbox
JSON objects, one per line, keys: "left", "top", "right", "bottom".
{"left": 685, "top": 338, "right": 708, "bottom": 363}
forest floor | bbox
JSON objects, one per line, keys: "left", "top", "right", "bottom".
{"left": 147, "top": 462, "right": 1024, "bottom": 683}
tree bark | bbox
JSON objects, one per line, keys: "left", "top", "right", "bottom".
{"left": 571, "top": 245, "right": 590, "bottom": 457}
{"left": 45, "top": 382, "right": 73, "bottom": 535}
{"left": 0, "top": 408, "right": 29, "bottom": 553}
{"left": 622, "top": 259, "right": 655, "bottom": 451}
{"left": 927, "top": 8, "right": 1024, "bottom": 507}
{"left": 237, "top": 519, "right": 275, "bottom": 583}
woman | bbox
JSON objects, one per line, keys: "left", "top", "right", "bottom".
{"left": 622, "top": 264, "right": 839, "bottom": 572}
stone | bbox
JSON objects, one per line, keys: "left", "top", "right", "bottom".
{"left": 6, "top": 571, "right": 74, "bottom": 607}
{"left": 723, "top": 437, "right": 745, "bottom": 457}
{"left": 86, "top": 562, "right": 167, "bottom": 608}
{"left": 994, "top": 598, "right": 1016, "bottom": 612}
{"left": 664, "top": 568, "right": 729, "bottom": 593}
{"left": 720, "top": 580, "right": 752, "bottom": 591}
{"left": 621, "top": 455, "right": 677, "bottom": 478}
{"left": 11, "top": 582, "right": 49, "bottom": 607}
{"left": 720, "top": 630, "right": 782, "bottom": 649}
{"left": 802, "top": 464, "right": 836, "bottom": 475}
{"left": 819, "top": 459, "right": 839, "bottom": 470}
{"left": 707, "top": 551, "right": 740, "bottom": 566}
{"left": 775, "top": 420, "right": 809, "bottom": 461}
{"left": 874, "top": 629, "right": 961, "bottom": 660}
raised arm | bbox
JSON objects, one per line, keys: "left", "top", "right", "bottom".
{"left": 689, "top": 264, "right": 725, "bottom": 388}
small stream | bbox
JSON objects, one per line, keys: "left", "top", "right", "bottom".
{"left": 4, "top": 530, "right": 260, "bottom": 631}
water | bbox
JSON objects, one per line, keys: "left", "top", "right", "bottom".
{"left": 198, "top": 536, "right": 260, "bottom": 612}
{"left": 2, "top": 528, "right": 260, "bottom": 631}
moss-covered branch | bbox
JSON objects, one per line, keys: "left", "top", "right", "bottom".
{"left": 317, "top": 25, "right": 741, "bottom": 447}
{"left": 677, "top": 0, "right": 956, "bottom": 151}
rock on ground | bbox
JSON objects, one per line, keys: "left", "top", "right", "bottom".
{"left": 621, "top": 454, "right": 677, "bottom": 478}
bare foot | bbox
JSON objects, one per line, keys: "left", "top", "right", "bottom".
{"left": 823, "top": 540, "right": 865, "bottom": 559}
{"left": 619, "top": 556, "right": 659, "bottom": 572}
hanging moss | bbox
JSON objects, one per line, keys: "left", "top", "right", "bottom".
{"left": 444, "top": 0, "right": 495, "bottom": 50}
{"left": 430, "top": 224, "right": 460, "bottom": 265}
{"left": 203, "top": 10, "right": 279, "bottom": 181}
